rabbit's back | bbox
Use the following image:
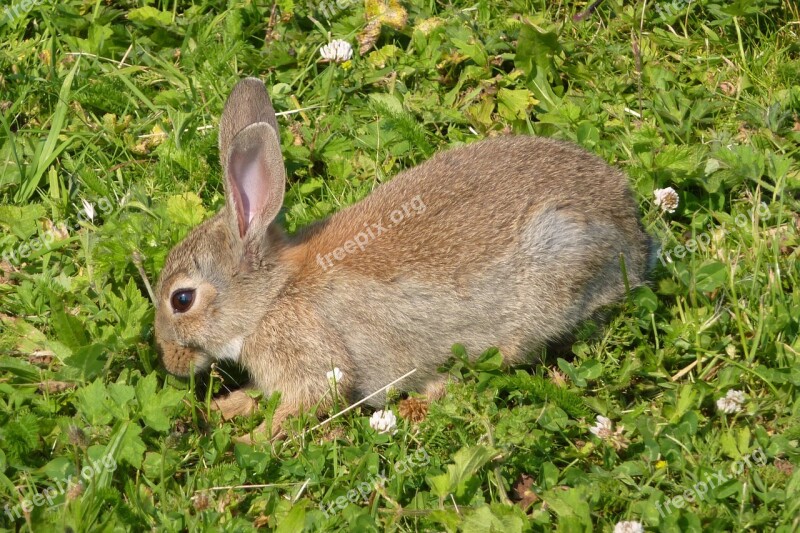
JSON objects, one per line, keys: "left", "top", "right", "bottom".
{"left": 292, "top": 136, "right": 648, "bottom": 278}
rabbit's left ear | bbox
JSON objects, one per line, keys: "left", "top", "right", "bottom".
{"left": 218, "top": 78, "right": 285, "bottom": 239}
{"left": 224, "top": 123, "right": 285, "bottom": 239}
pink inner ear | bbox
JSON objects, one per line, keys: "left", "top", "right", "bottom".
{"left": 229, "top": 147, "right": 270, "bottom": 237}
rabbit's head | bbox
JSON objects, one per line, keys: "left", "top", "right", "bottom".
{"left": 154, "top": 78, "right": 288, "bottom": 377}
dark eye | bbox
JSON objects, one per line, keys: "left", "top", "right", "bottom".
{"left": 170, "top": 289, "right": 195, "bottom": 313}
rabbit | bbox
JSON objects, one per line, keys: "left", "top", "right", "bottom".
{"left": 154, "top": 77, "right": 655, "bottom": 438}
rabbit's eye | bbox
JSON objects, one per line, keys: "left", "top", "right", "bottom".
{"left": 171, "top": 289, "right": 195, "bottom": 313}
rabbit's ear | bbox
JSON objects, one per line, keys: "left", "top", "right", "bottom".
{"left": 224, "top": 123, "right": 285, "bottom": 238}
{"left": 219, "top": 78, "right": 285, "bottom": 239}
{"left": 219, "top": 78, "right": 280, "bottom": 160}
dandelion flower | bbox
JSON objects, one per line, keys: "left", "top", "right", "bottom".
{"left": 369, "top": 409, "right": 397, "bottom": 434}
{"left": 654, "top": 187, "right": 679, "bottom": 214}
{"left": 319, "top": 39, "right": 353, "bottom": 63}
{"left": 614, "top": 520, "right": 644, "bottom": 533}
{"left": 326, "top": 367, "right": 343, "bottom": 384}
{"left": 716, "top": 389, "right": 745, "bottom": 414}
{"left": 589, "top": 416, "right": 628, "bottom": 450}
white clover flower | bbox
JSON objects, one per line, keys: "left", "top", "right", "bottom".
{"left": 614, "top": 520, "right": 644, "bottom": 533}
{"left": 369, "top": 409, "right": 397, "bottom": 434}
{"left": 589, "top": 416, "right": 615, "bottom": 439}
{"left": 726, "top": 389, "right": 745, "bottom": 404}
{"left": 716, "top": 389, "right": 745, "bottom": 414}
{"left": 326, "top": 367, "right": 343, "bottom": 384}
{"left": 654, "top": 187, "right": 679, "bottom": 214}
{"left": 319, "top": 39, "right": 353, "bottom": 63}
{"left": 81, "top": 199, "right": 95, "bottom": 222}
{"left": 589, "top": 416, "right": 628, "bottom": 450}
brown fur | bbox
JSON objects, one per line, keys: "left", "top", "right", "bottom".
{"left": 154, "top": 78, "right": 653, "bottom": 435}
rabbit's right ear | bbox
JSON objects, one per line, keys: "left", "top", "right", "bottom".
{"left": 219, "top": 78, "right": 285, "bottom": 240}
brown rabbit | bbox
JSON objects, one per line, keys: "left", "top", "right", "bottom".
{"left": 154, "top": 78, "right": 654, "bottom": 436}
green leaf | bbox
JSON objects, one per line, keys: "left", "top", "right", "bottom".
{"left": 108, "top": 382, "right": 136, "bottom": 420}
{"left": 720, "top": 432, "right": 740, "bottom": 459}
{"left": 670, "top": 384, "right": 698, "bottom": 423}
{"left": 105, "top": 277, "right": 154, "bottom": 346}
{"left": 166, "top": 192, "right": 207, "bottom": 227}
{"left": 75, "top": 379, "right": 114, "bottom": 426}
{"left": 497, "top": 88, "right": 536, "bottom": 121}
{"left": 127, "top": 6, "right": 173, "bottom": 26}
{"left": 39, "top": 457, "right": 75, "bottom": 481}
{"left": 575, "top": 359, "right": 603, "bottom": 381}
{"left": 113, "top": 421, "right": 147, "bottom": 469}
{"left": 462, "top": 505, "right": 525, "bottom": 533}
{"left": 632, "top": 286, "right": 658, "bottom": 313}
{"left": 0, "top": 204, "right": 45, "bottom": 239}
{"left": 427, "top": 445, "right": 496, "bottom": 500}
{"left": 536, "top": 404, "right": 569, "bottom": 432}
{"left": 62, "top": 343, "right": 106, "bottom": 381}
{"left": 474, "top": 347, "right": 503, "bottom": 371}
{"left": 515, "top": 25, "right": 560, "bottom": 79}
{"left": 451, "top": 38, "right": 487, "bottom": 66}
{"left": 541, "top": 461, "right": 559, "bottom": 489}
{"left": 234, "top": 444, "right": 271, "bottom": 475}
{"left": 0, "top": 355, "right": 40, "bottom": 383}
{"left": 368, "top": 93, "right": 404, "bottom": 115}
{"left": 135, "top": 373, "right": 185, "bottom": 432}
{"left": 276, "top": 500, "right": 307, "bottom": 533}
{"left": 694, "top": 261, "right": 728, "bottom": 292}
{"left": 49, "top": 299, "right": 88, "bottom": 350}
{"left": 542, "top": 486, "right": 592, "bottom": 531}
{"left": 557, "top": 358, "right": 585, "bottom": 387}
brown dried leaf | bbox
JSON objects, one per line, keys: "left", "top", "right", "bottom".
{"left": 719, "top": 81, "right": 736, "bottom": 96}
{"left": 511, "top": 473, "right": 539, "bottom": 510}
{"left": 39, "top": 380, "right": 77, "bottom": 393}
{"left": 358, "top": 19, "right": 382, "bottom": 55}
{"left": 28, "top": 350, "right": 55, "bottom": 366}
{"left": 774, "top": 458, "right": 793, "bottom": 476}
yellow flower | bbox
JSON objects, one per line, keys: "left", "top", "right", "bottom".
{"left": 656, "top": 460, "right": 667, "bottom": 469}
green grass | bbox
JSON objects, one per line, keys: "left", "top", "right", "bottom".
{"left": 1, "top": 0, "right": 799, "bottom": 531}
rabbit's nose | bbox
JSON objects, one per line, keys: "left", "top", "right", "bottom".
{"left": 159, "top": 341, "right": 199, "bottom": 377}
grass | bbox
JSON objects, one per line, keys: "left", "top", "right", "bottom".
{"left": 0, "top": 0, "right": 799, "bottom": 531}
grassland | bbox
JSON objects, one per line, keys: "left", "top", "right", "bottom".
{"left": 0, "top": 0, "right": 798, "bottom": 531}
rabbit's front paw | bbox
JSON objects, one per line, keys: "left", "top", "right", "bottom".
{"left": 212, "top": 389, "right": 258, "bottom": 420}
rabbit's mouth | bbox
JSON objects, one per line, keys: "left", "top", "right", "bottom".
{"left": 159, "top": 341, "right": 211, "bottom": 377}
